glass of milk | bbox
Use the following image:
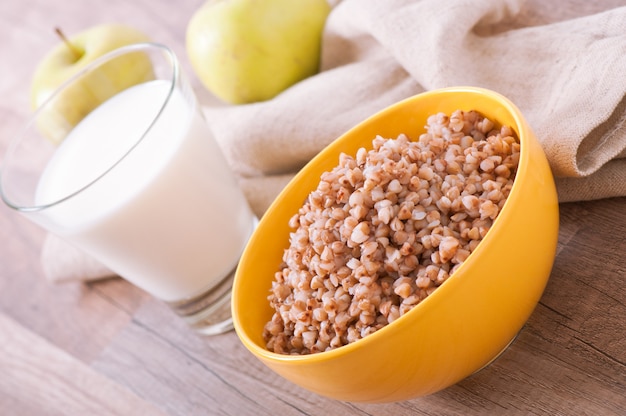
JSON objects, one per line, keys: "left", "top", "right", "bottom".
{"left": 0, "top": 43, "right": 257, "bottom": 335}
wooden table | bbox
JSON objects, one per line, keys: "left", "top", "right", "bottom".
{"left": 1, "top": 1, "right": 625, "bottom": 415}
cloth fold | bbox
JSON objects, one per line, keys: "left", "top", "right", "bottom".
{"left": 41, "top": 0, "right": 626, "bottom": 282}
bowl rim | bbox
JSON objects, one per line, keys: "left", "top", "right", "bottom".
{"left": 233, "top": 85, "right": 532, "bottom": 364}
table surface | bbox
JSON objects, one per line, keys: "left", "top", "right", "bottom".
{"left": 1, "top": 1, "right": 625, "bottom": 415}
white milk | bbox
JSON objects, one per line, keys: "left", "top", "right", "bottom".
{"left": 35, "top": 80, "right": 256, "bottom": 301}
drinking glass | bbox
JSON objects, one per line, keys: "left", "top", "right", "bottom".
{"left": 0, "top": 43, "right": 257, "bottom": 335}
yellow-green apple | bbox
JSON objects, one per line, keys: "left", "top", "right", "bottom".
{"left": 186, "top": 0, "right": 330, "bottom": 105}
{"left": 31, "top": 24, "right": 154, "bottom": 144}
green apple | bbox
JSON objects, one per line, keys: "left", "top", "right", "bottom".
{"left": 186, "top": 0, "right": 331, "bottom": 105}
{"left": 31, "top": 24, "right": 155, "bottom": 144}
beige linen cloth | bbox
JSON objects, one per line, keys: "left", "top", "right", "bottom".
{"left": 43, "top": 0, "right": 626, "bottom": 282}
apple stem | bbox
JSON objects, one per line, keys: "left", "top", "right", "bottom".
{"left": 54, "top": 27, "right": 83, "bottom": 59}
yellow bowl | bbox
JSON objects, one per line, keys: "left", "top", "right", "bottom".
{"left": 232, "top": 86, "right": 559, "bottom": 403}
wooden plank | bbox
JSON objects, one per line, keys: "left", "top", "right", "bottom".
{"left": 88, "top": 302, "right": 362, "bottom": 416}
{"left": 0, "top": 313, "right": 166, "bottom": 416}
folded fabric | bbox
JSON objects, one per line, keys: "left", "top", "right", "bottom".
{"left": 42, "top": 0, "right": 626, "bottom": 282}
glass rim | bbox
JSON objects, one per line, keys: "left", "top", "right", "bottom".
{"left": 0, "top": 42, "right": 179, "bottom": 213}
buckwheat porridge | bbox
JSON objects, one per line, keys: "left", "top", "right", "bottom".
{"left": 263, "top": 109, "right": 521, "bottom": 355}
